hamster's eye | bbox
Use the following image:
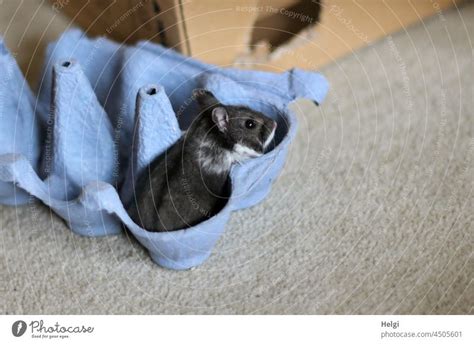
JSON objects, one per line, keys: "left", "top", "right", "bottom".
{"left": 245, "top": 119, "right": 256, "bottom": 129}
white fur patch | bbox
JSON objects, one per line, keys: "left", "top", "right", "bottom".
{"left": 231, "top": 143, "right": 262, "bottom": 162}
{"left": 199, "top": 152, "right": 233, "bottom": 175}
{"left": 196, "top": 139, "right": 265, "bottom": 175}
{"left": 263, "top": 126, "right": 276, "bottom": 149}
{"left": 197, "top": 140, "right": 233, "bottom": 175}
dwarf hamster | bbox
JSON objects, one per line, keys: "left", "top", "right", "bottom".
{"left": 127, "top": 89, "right": 277, "bottom": 232}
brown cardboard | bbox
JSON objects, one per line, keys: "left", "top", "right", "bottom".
{"left": 55, "top": 0, "right": 461, "bottom": 70}
{"left": 57, "top": 0, "right": 160, "bottom": 44}
{"left": 245, "top": 0, "right": 460, "bottom": 71}
{"left": 158, "top": 0, "right": 260, "bottom": 66}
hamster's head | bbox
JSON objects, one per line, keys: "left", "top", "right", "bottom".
{"left": 194, "top": 89, "right": 277, "bottom": 160}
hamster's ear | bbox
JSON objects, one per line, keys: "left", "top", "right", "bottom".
{"left": 212, "top": 107, "right": 229, "bottom": 133}
{"left": 193, "top": 89, "right": 220, "bottom": 110}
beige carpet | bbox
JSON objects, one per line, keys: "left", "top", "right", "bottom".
{"left": 1, "top": 1, "right": 473, "bottom": 314}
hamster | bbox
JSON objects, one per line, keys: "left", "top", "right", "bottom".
{"left": 127, "top": 89, "right": 277, "bottom": 232}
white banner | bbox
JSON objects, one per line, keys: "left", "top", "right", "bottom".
{"left": 0, "top": 315, "right": 472, "bottom": 344}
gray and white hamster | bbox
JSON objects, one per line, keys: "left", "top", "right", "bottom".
{"left": 127, "top": 89, "right": 277, "bottom": 232}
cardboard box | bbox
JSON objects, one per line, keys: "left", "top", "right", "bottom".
{"left": 53, "top": 0, "right": 159, "bottom": 44}
{"left": 56, "top": 0, "right": 460, "bottom": 70}
{"left": 157, "top": 0, "right": 260, "bottom": 65}
{"left": 246, "top": 0, "right": 461, "bottom": 71}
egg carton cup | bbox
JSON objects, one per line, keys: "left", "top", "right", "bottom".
{"left": 0, "top": 29, "right": 328, "bottom": 270}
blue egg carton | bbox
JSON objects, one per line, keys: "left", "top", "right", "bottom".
{"left": 0, "top": 29, "right": 328, "bottom": 270}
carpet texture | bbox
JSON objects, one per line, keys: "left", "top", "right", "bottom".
{"left": 1, "top": 1, "right": 472, "bottom": 314}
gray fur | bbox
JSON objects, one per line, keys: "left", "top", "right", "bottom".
{"left": 127, "top": 90, "right": 276, "bottom": 232}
